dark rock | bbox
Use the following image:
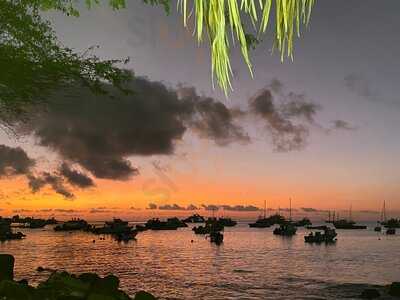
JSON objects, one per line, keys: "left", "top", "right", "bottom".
{"left": 0, "top": 280, "right": 33, "bottom": 299}
{"left": 134, "top": 290, "right": 157, "bottom": 300}
{"left": 78, "top": 273, "right": 100, "bottom": 285}
{"left": 87, "top": 293, "right": 115, "bottom": 300}
{"left": 389, "top": 282, "right": 400, "bottom": 297}
{"left": 0, "top": 255, "right": 156, "bottom": 300}
{"left": 36, "top": 266, "right": 45, "bottom": 272}
{"left": 57, "top": 296, "right": 86, "bottom": 300}
{"left": 38, "top": 271, "right": 90, "bottom": 298}
{"left": 0, "top": 254, "right": 14, "bottom": 281}
{"left": 17, "top": 279, "right": 28, "bottom": 285}
{"left": 92, "top": 274, "right": 120, "bottom": 294}
{"left": 360, "top": 288, "right": 380, "bottom": 299}
{"left": 102, "top": 275, "right": 120, "bottom": 291}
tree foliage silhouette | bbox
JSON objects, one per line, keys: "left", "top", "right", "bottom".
{"left": 0, "top": 0, "right": 315, "bottom": 121}
{"left": 0, "top": 0, "right": 134, "bottom": 123}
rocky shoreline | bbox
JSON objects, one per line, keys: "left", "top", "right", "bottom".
{"left": 0, "top": 254, "right": 156, "bottom": 300}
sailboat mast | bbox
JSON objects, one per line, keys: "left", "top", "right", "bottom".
{"left": 289, "top": 198, "right": 292, "bottom": 221}
{"left": 263, "top": 200, "right": 267, "bottom": 219}
{"left": 349, "top": 205, "right": 353, "bottom": 221}
{"left": 383, "top": 200, "right": 387, "bottom": 222}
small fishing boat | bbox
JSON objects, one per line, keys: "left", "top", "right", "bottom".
{"left": 0, "top": 220, "right": 25, "bottom": 241}
{"left": 167, "top": 217, "right": 188, "bottom": 228}
{"left": 273, "top": 223, "right": 297, "bottom": 236}
{"left": 217, "top": 217, "right": 237, "bottom": 227}
{"left": 145, "top": 218, "right": 179, "bottom": 230}
{"left": 54, "top": 219, "right": 90, "bottom": 232}
{"left": 304, "top": 228, "right": 337, "bottom": 244}
{"left": 92, "top": 218, "right": 133, "bottom": 235}
{"left": 182, "top": 214, "right": 205, "bottom": 223}
{"left": 249, "top": 218, "right": 271, "bottom": 228}
{"left": 293, "top": 218, "right": 312, "bottom": 227}
{"left": 193, "top": 220, "right": 224, "bottom": 234}
{"left": 386, "top": 228, "right": 396, "bottom": 235}
{"left": 333, "top": 219, "right": 367, "bottom": 230}
{"left": 249, "top": 200, "right": 272, "bottom": 228}
{"left": 333, "top": 206, "right": 366, "bottom": 229}
{"left": 273, "top": 198, "right": 297, "bottom": 236}
{"left": 382, "top": 219, "right": 400, "bottom": 229}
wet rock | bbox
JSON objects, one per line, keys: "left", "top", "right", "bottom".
{"left": 360, "top": 288, "right": 380, "bottom": 299}
{"left": 17, "top": 279, "right": 28, "bottom": 285}
{"left": 78, "top": 273, "right": 101, "bottom": 285}
{"left": 87, "top": 293, "right": 115, "bottom": 300}
{"left": 38, "top": 271, "right": 90, "bottom": 298}
{"left": 57, "top": 296, "right": 86, "bottom": 300}
{"left": 37, "top": 266, "right": 45, "bottom": 272}
{"left": 101, "top": 275, "right": 120, "bottom": 292}
{"left": 91, "top": 274, "right": 120, "bottom": 295}
{"left": 0, "top": 280, "right": 34, "bottom": 300}
{"left": 0, "top": 254, "right": 14, "bottom": 281}
{"left": 134, "top": 291, "right": 157, "bottom": 300}
{"left": 0, "top": 255, "right": 156, "bottom": 300}
{"left": 389, "top": 282, "right": 400, "bottom": 297}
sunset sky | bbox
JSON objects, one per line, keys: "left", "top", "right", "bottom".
{"left": 1, "top": 1, "right": 400, "bottom": 220}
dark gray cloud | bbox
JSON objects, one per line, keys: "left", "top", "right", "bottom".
{"left": 358, "top": 210, "right": 379, "bottom": 214}
{"left": 331, "top": 120, "right": 356, "bottom": 131}
{"left": 36, "top": 209, "right": 53, "bottom": 212}
{"left": 178, "top": 86, "right": 250, "bottom": 146}
{"left": 129, "top": 206, "right": 141, "bottom": 210}
{"left": 147, "top": 203, "right": 158, "bottom": 210}
{"left": 0, "top": 145, "right": 35, "bottom": 177}
{"left": 60, "top": 163, "right": 95, "bottom": 188}
{"left": 89, "top": 208, "right": 112, "bottom": 214}
{"left": 27, "top": 173, "right": 74, "bottom": 199}
{"left": 201, "top": 204, "right": 260, "bottom": 211}
{"left": 158, "top": 203, "right": 186, "bottom": 210}
{"left": 18, "top": 77, "right": 247, "bottom": 180}
{"left": 12, "top": 209, "right": 33, "bottom": 213}
{"left": 186, "top": 204, "right": 198, "bottom": 210}
{"left": 54, "top": 209, "right": 79, "bottom": 213}
{"left": 0, "top": 145, "right": 72, "bottom": 199}
{"left": 249, "top": 80, "right": 320, "bottom": 152}
{"left": 345, "top": 73, "right": 379, "bottom": 102}
{"left": 201, "top": 204, "right": 220, "bottom": 211}
{"left": 0, "top": 145, "right": 92, "bottom": 199}
{"left": 220, "top": 205, "right": 261, "bottom": 212}
{"left": 157, "top": 203, "right": 199, "bottom": 210}
{"left": 300, "top": 207, "right": 329, "bottom": 213}
{"left": 301, "top": 207, "right": 318, "bottom": 212}
{"left": 277, "top": 207, "right": 298, "bottom": 212}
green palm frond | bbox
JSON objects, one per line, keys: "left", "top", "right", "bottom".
{"left": 178, "top": 0, "right": 315, "bottom": 94}
{"left": 30, "top": 0, "right": 316, "bottom": 94}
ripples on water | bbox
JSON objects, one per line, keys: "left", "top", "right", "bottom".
{"left": 1, "top": 222, "right": 399, "bottom": 299}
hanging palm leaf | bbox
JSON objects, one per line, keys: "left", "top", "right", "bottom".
{"left": 177, "top": 0, "right": 316, "bottom": 94}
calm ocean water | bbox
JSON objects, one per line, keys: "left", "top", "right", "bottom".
{"left": 1, "top": 222, "right": 399, "bottom": 299}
